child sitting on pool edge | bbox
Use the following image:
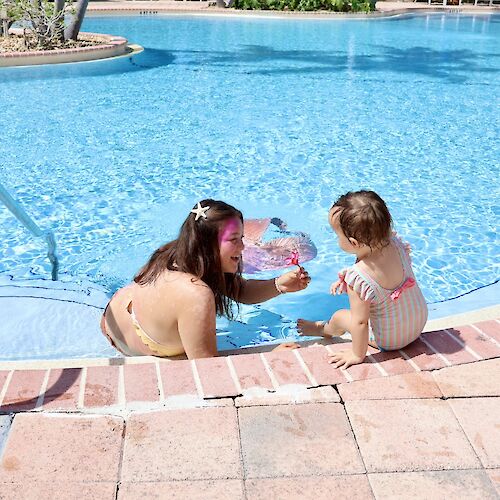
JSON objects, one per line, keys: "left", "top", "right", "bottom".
{"left": 297, "top": 190, "right": 428, "bottom": 369}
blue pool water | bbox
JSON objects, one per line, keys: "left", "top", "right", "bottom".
{"left": 0, "top": 13, "right": 499, "bottom": 357}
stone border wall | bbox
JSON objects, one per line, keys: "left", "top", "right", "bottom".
{"left": 0, "top": 31, "right": 129, "bottom": 67}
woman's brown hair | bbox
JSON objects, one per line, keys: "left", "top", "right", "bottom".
{"left": 134, "top": 199, "right": 243, "bottom": 319}
{"left": 331, "top": 190, "right": 392, "bottom": 249}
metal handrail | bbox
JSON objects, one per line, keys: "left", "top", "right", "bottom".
{"left": 0, "top": 182, "right": 59, "bottom": 280}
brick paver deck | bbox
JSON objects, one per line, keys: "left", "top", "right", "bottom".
{"left": 0, "top": 322, "right": 498, "bottom": 413}
{"left": 0, "top": 319, "right": 498, "bottom": 498}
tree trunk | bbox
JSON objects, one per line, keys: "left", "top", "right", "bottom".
{"left": 64, "top": 0, "right": 89, "bottom": 41}
{"left": 53, "top": 0, "right": 65, "bottom": 42}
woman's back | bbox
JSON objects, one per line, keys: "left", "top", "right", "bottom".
{"left": 102, "top": 270, "right": 213, "bottom": 357}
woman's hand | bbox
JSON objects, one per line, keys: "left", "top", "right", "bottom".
{"left": 272, "top": 342, "right": 300, "bottom": 351}
{"left": 328, "top": 350, "right": 364, "bottom": 369}
{"left": 276, "top": 266, "right": 310, "bottom": 293}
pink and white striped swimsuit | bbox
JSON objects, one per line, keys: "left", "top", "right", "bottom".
{"left": 344, "top": 236, "right": 428, "bottom": 350}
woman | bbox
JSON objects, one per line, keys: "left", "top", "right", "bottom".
{"left": 101, "top": 199, "right": 310, "bottom": 359}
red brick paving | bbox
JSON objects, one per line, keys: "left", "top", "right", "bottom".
{"left": 475, "top": 320, "right": 500, "bottom": 342}
{"left": 0, "top": 319, "right": 497, "bottom": 497}
{"left": 367, "top": 348, "right": 416, "bottom": 376}
{"left": 84, "top": 365, "right": 119, "bottom": 408}
{"left": 338, "top": 372, "right": 442, "bottom": 401}
{"left": 123, "top": 363, "right": 159, "bottom": 403}
{"left": 0, "top": 321, "right": 498, "bottom": 413}
{"left": 121, "top": 408, "right": 242, "bottom": 481}
{"left": 0, "top": 482, "right": 117, "bottom": 500}
{"left": 297, "top": 345, "right": 345, "bottom": 385}
{"left": 448, "top": 397, "right": 500, "bottom": 469}
{"left": 195, "top": 357, "right": 239, "bottom": 397}
{"left": 229, "top": 353, "right": 274, "bottom": 391}
{"left": 43, "top": 368, "right": 82, "bottom": 410}
{"left": 446, "top": 324, "right": 500, "bottom": 359}
{"left": 398, "top": 337, "right": 449, "bottom": 371}
{"left": 118, "top": 480, "right": 244, "bottom": 500}
{"left": 158, "top": 358, "right": 197, "bottom": 398}
{"left": 238, "top": 403, "right": 365, "bottom": 478}
{"left": 432, "top": 358, "right": 500, "bottom": 397}
{"left": 422, "top": 329, "right": 478, "bottom": 365}
{"left": 0, "top": 369, "right": 45, "bottom": 412}
{"left": 0, "top": 413, "right": 123, "bottom": 482}
{"left": 368, "top": 470, "right": 499, "bottom": 499}
{"left": 346, "top": 399, "right": 481, "bottom": 472}
{"left": 262, "top": 350, "right": 311, "bottom": 386}
{"left": 245, "top": 475, "right": 374, "bottom": 499}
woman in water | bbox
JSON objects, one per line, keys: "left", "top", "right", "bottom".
{"left": 101, "top": 199, "right": 310, "bottom": 359}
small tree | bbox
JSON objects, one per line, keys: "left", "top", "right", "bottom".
{"left": 0, "top": 0, "right": 89, "bottom": 49}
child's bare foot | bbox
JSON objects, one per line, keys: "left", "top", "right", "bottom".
{"left": 297, "top": 319, "right": 328, "bottom": 337}
{"left": 297, "top": 318, "right": 346, "bottom": 338}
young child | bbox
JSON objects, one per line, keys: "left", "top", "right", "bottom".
{"left": 297, "top": 190, "right": 428, "bottom": 369}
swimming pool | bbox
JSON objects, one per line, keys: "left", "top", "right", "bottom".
{"left": 0, "top": 13, "right": 498, "bottom": 359}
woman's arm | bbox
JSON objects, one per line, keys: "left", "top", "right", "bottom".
{"left": 237, "top": 267, "right": 310, "bottom": 304}
{"left": 177, "top": 286, "right": 218, "bottom": 359}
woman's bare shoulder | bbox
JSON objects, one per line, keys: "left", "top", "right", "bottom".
{"left": 156, "top": 271, "right": 214, "bottom": 302}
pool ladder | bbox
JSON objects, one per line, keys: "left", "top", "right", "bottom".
{"left": 0, "top": 182, "right": 59, "bottom": 280}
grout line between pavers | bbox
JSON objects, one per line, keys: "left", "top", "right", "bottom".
{"left": 35, "top": 368, "right": 50, "bottom": 409}
{"left": 0, "top": 370, "right": 13, "bottom": 407}
{"left": 444, "top": 397, "right": 488, "bottom": 469}
{"left": 155, "top": 360, "right": 164, "bottom": 401}
{"left": 115, "top": 417, "right": 127, "bottom": 500}
{"left": 226, "top": 356, "right": 243, "bottom": 395}
{"left": 470, "top": 324, "right": 500, "bottom": 348}
{"left": 191, "top": 360, "right": 204, "bottom": 398}
{"left": 443, "top": 329, "right": 482, "bottom": 360}
{"left": 259, "top": 353, "right": 280, "bottom": 390}
{"left": 77, "top": 366, "right": 87, "bottom": 409}
{"left": 367, "top": 354, "right": 388, "bottom": 377}
{"left": 420, "top": 336, "right": 452, "bottom": 366}
{"left": 235, "top": 413, "right": 248, "bottom": 499}
{"left": 0, "top": 413, "right": 13, "bottom": 463}
{"left": 118, "top": 365, "right": 126, "bottom": 406}
{"left": 341, "top": 398, "right": 369, "bottom": 476}
{"left": 293, "top": 349, "right": 318, "bottom": 386}
{"left": 398, "top": 349, "right": 421, "bottom": 371}
{"left": 325, "top": 345, "right": 353, "bottom": 382}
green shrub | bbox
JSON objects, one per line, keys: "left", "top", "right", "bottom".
{"left": 233, "top": 0, "right": 375, "bottom": 12}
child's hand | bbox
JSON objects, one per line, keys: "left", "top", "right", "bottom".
{"left": 328, "top": 350, "right": 364, "bottom": 369}
{"left": 330, "top": 279, "right": 346, "bottom": 295}
{"left": 276, "top": 266, "right": 310, "bottom": 293}
{"left": 330, "top": 270, "right": 347, "bottom": 295}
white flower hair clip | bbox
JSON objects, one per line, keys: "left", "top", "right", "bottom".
{"left": 190, "top": 202, "right": 210, "bottom": 221}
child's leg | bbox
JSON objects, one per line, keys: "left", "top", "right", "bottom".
{"left": 297, "top": 309, "right": 351, "bottom": 337}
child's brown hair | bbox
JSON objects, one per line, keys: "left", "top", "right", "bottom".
{"left": 330, "top": 190, "right": 392, "bottom": 249}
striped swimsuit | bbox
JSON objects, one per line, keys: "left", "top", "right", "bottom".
{"left": 344, "top": 236, "right": 428, "bottom": 350}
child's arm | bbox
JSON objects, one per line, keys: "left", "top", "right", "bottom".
{"left": 329, "top": 285, "right": 370, "bottom": 369}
